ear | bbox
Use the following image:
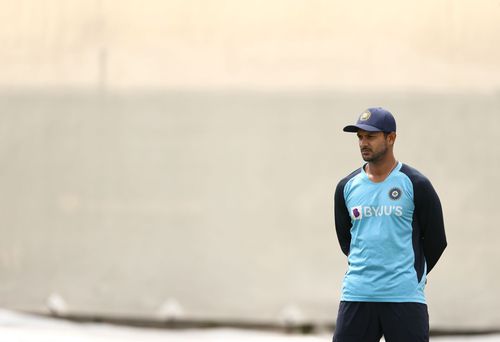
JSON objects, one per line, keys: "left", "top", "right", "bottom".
{"left": 387, "top": 132, "right": 397, "bottom": 146}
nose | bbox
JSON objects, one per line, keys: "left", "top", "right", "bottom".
{"left": 359, "top": 136, "right": 369, "bottom": 147}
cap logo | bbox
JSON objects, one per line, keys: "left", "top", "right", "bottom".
{"left": 360, "top": 110, "right": 371, "bottom": 121}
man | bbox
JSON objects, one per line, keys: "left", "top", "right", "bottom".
{"left": 332, "top": 107, "right": 447, "bottom": 342}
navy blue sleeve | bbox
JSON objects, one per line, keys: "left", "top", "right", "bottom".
{"left": 334, "top": 180, "right": 351, "bottom": 256}
{"left": 401, "top": 164, "right": 447, "bottom": 274}
{"left": 413, "top": 176, "right": 447, "bottom": 273}
{"left": 334, "top": 169, "right": 360, "bottom": 256}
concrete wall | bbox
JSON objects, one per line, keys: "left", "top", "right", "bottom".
{"left": 1, "top": 90, "right": 500, "bottom": 330}
{"left": 1, "top": 0, "right": 500, "bottom": 332}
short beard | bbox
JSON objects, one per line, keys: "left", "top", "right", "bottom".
{"left": 362, "top": 145, "right": 388, "bottom": 163}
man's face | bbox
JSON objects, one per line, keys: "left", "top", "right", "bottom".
{"left": 356, "top": 130, "right": 391, "bottom": 162}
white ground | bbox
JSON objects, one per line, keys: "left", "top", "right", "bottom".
{"left": 1, "top": 309, "right": 499, "bottom": 342}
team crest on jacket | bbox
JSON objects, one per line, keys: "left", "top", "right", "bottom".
{"left": 389, "top": 187, "right": 402, "bottom": 200}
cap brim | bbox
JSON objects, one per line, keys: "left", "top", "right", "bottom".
{"left": 343, "top": 124, "right": 383, "bottom": 133}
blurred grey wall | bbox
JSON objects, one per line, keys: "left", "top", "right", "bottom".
{"left": 1, "top": 0, "right": 500, "bottom": 331}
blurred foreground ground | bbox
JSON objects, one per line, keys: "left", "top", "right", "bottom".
{"left": 1, "top": 309, "right": 499, "bottom": 342}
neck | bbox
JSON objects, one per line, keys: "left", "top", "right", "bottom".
{"left": 365, "top": 155, "right": 397, "bottom": 182}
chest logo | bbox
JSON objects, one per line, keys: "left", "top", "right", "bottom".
{"left": 389, "top": 187, "right": 402, "bottom": 200}
{"left": 350, "top": 205, "right": 403, "bottom": 219}
{"left": 351, "top": 206, "right": 362, "bottom": 220}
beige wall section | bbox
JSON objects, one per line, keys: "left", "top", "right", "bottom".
{"left": 1, "top": 0, "right": 500, "bottom": 332}
{"left": 1, "top": 91, "right": 500, "bottom": 330}
{"left": 0, "top": 0, "right": 500, "bottom": 90}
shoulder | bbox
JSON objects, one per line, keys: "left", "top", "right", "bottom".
{"left": 399, "top": 163, "right": 431, "bottom": 187}
{"left": 399, "top": 163, "right": 438, "bottom": 201}
{"left": 338, "top": 167, "right": 362, "bottom": 186}
{"left": 336, "top": 167, "right": 362, "bottom": 192}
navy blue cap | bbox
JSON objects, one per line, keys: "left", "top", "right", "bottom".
{"left": 343, "top": 107, "right": 396, "bottom": 133}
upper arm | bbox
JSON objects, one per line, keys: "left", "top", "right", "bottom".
{"left": 334, "top": 180, "right": 352, "bottom": 256}
{"left": 414, "top": 177, "right": 447, "bottom": 273}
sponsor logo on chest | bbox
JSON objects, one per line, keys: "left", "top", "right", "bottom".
{"left": 350, "top": 205, "right": 403, "bottom": 220}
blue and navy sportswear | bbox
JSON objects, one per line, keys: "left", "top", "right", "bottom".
{"left": 334, "top": 162, "right": 447, "bottom": 303}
